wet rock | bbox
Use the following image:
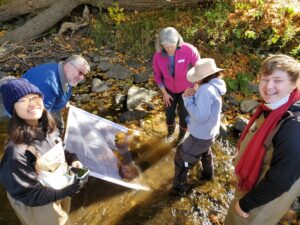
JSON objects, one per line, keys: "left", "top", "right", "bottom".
{"left": 126, "top": 60, "right": 143, "bottom": 69}
{"left": 133, "top": 67, "right": 151, "bottom": 84}
{"left": 246, "top": 82, "right": 259, "bottom": 94}
{"left": 106, "top": 64, "right": 132, "bottom": 80}
{"left": 240, "top": 99, "right": 259, "bottom": 113}
{"left": 127, "top": 85, "right": 158, "bottom": 111}
{"left": 119, "top": 110, "right": 149, "bottom": 123}
{"left": 222, "top": 101, "right": 230, "bottom": 112}
{"left": 74, "top": 93, "right": 91, "bottom": 103}
{"left": 219, "top": 122, "right": 228, "bottom": 138}
{"left": 91, "top": 78, "right": 109, "bottom": 93}
{"left": 97, "top": 59, "right": 113, "bottom": 72}
{"left": 233, "top": 117, "right": 249, "bottom": 132}
{"left": 115, "top": 94, "right": 126, "bottom": 107}
{"left": 224, "top": 94, "right": 239, "bottom": 106}
{"left": 91, "top": 55, "right": 101, "bottom": 63}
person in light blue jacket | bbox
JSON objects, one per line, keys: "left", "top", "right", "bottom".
{"left": 172, "top": 58, "right": 226, "bottom": 195}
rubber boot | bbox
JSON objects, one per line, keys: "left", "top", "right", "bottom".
{"left": 200, "top": 150, "right": 214, "bottom": 181}
{"left": 176, "top": 128, "right": 186, "bottom": 146}
{"left": 167, "top": 125, "right": 175, "bottom": 136}
{"left": 164, "top": 125, "right": 176, "bottom": 144}
{"left": 172, "top": 154, "right": 191, "bottom": 196}
{"left": 172, "top": 167, "right": 190, "bottom": 196}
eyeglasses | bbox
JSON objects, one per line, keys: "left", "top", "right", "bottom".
{"left": 17, "top": 96, "right": 42, "bottom": 104}
{"left": 69, "top": 62, "right": 87, "bottom": 77}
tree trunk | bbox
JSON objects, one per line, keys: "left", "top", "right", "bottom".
{"left": 0, "top": 0, "right": 81, "bottom": 43}
{"left": 0, "top": 0, "right": 205, "bottom": 22}
{"left": 0, "top": 0, "right": 55, "bottom": 22}
{"left": 0, "top": 0, "right": 204, "bottom": 44}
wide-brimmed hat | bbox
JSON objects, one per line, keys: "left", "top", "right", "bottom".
{"left": 187, "top": 58, "right": 224, "bottom": 83}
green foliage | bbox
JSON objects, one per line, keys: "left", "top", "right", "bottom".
{"left": 92, "top": 10, "right": 157, "bottom": 59}
{"left": 290, "top": 45, "right": 300, "bottom": 59}
{"left": 224, "top": 77, "right": 239, "bottom": 92}
{"left": 202, "top": 2, "right": 232, "bottom": 48}
{"left": 117, "top": 18, "right": 156, "bottom": 57}
{"left": 91, "top": 0, "right": 299, "bottom": 66}
{"left": 244, "top": 30, "right": 257, "bottom": 39}
{"left": 108, "top": 3, "right": 126, "bottom": 26}
{"left": 92, "top": 9, "right": 111, "bottom": 47}
{"left": 227, "top": 1, "right": 299, "bottom": 55}
{"left": 225, "top": 72, "right": 255, "bottom": 96}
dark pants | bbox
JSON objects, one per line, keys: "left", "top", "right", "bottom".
{"left": 173, "top": 134, "right": 213, "bottom": 187}
{"left": 165, "top": 89, "right": 188, "bottom": 130}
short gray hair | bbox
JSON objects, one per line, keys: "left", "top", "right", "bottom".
{"left": 155, "top": 27, "right": 184, "bottom": 52}
{"left": 65, "top": 55, "right": 90, "bottom": 72}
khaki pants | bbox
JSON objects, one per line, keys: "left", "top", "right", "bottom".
{"left": 7, "top": 193, "right": 71, "bottom": 225}
{"left": 224, "top": 178, "right": 300, "bottom": 225}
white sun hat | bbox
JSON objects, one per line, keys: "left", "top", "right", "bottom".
{"left": 187, "top": 58, "right": 224, "bottom": 83}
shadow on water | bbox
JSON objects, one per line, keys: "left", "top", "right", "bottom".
{"left": 68, "top": 135, "right": 176, "bottom": 225}
{"left": 71, "top": 178, "right": 129, "bottom": 209}
{"left": 0, "top": 116, "right": 178, "bottom": 225}
{"left": 114, "top": 187, "right": 177, "bottom": 225}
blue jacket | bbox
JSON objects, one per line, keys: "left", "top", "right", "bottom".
{"left": 22, "top": 63, "right": 71, "bottom": 112}
{"left": 183, "top": 78, "right": 227, "bottom": 140}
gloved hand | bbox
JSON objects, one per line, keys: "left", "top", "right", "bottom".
{"left": 65, "top": 178, "right": 85, "bottom": 196}
{"left": 56, "top": 177, "right": 87, "bottom": 200}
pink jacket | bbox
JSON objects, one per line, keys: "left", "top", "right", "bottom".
{"left": 152, "top": 42, "right": 200, "bottom": 93}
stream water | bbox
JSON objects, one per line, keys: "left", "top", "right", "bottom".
{"left": 0, "top": 115, "right": 237, "bottom": 225}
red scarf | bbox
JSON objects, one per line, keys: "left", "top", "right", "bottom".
{"left": 235, "top": 89, "right": 300, "bottom": 191}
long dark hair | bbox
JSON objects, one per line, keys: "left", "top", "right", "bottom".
{"left": 201, "top": 72, "right": 220, "bottom": 84}
{"left": 8, "top": 109, "right": 56, "bottom": 145}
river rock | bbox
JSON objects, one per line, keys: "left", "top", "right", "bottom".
{"left": 240, "top": 99, "right": 259, "bottom": 113}
{"left": 224, "top": 94, "right": 239, "bottom": 106}
{"left": 127, "top": 86, "right": 158, "bottom": 111}
{"left": 233, "top": 117, "right": 249, "bottom": 132}
{"left": 119, "top": 110, "right": 149, "bottom": 122}
{"left": 91, "top": 78, "right": 109, "bottom": 93}
{"left": 106, "top": 64, "right": 132, "bottom": 80}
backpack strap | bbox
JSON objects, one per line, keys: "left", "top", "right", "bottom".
{"left": 292, "top": 111, "right": 300, "bottom": 117}
{"left": 264, "top": 111, "right": 300, "bottom": 149}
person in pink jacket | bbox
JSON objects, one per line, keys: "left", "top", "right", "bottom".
{"left": 153, "top": 27, "right": 200, "bottom": 144}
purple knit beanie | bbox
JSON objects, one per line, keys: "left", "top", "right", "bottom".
{"left": 0, "top": 78, "right": 43, "bottom": 116}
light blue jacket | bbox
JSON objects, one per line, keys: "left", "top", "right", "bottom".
{"left": 183, "top": 78, "right": 226, "bottom": 140}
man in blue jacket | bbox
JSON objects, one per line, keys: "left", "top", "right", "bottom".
{"left": 22, "top": 55, "right": 90, "bottom": 133}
